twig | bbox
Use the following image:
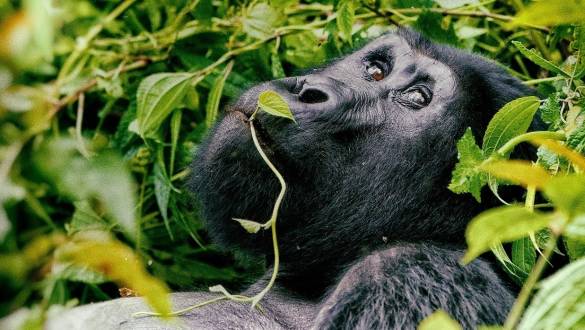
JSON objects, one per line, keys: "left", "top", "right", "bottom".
{"left": 75, "top": 93, "right": 91, "bottom": 159}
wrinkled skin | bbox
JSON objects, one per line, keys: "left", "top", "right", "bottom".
{"left": 28, "top": 28, "right": 534, "bottom": 330}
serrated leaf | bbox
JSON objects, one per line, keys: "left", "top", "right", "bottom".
{"left": 448, "top": 128, "right": 486, "bottom": 202}
{"left": 483, "top": 96, "right": 541, "bottom": 156}
{"left": 418, "top": 310, "right": 462, "bottom": 330}
{"left": 512, "top": 41, "right": 571, "bottom": 77}
{"left": 257, "top": 90, "right": 295, "bottom": 122}
{"left": 59, "top": 240, "right": 171, "bottom": 317}
{"left": 479, "top": 160, "right": 552, "bottom": 189}
{"left": 336, "top": 0, "right": 355, "bottom": 45}
{"left": 567, "top": 126, "right": 585, "bottom": 153}
{"left": 463, "top": 206, "right": 553, "bottom": 264}
{"left": 511, "top": 237, "right": 536, "bottom": 282}
{"left": 519, "top": 258, "right": 585, "bottom": 330}
{"left": 205, "top": 61, "right": 233, "bottom": 128}
{"left": 135, "top": 73, "right": 192, "bottom": 139}
{"left": 232, "top": 218, "right": 265, "bottom": 234}
{"left": 511, "top": 1, "right": 585, "bottom": 27}
{"left": 539, "top": 94, "right": 562, "bottom": 129}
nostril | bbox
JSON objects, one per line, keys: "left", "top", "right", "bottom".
{"left": 299, "top": 88, "right": 329, "bottom": 104}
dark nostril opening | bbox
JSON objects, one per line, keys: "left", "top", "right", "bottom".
{"left": 299, "top": 88, "right": 329, "bottom": 104}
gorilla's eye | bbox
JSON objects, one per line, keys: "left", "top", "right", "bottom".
{"left": 401, "top": 86, "right": 432, "bottom": 109}
{"left": 366, "top": 62, "right": 385, "bottom": 81}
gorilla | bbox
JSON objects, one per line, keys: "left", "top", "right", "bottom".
{"left": 37, "top": 28, "right": 534, "bottom": 330}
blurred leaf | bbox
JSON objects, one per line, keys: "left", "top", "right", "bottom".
{"left": 52, "top": 262, "right": 108, "bottom": 284}
{"left": 463, "top": 206, "right": 553, "bottom": 264}
{"left": 205, "top": 61, "right": 234, "bottom": 127}
{"left": 435, "top": 0, "right": 478, "bottom": 9}
{"left": 418, "top": 310, "right": 462, "bottom": 330}
{"left": 336, "top": 0, "right": 355, "bottom": 45}
{"left": 532, "top": 139, "right": 585, "bottom": 171}
{"left": 564, "top": 237, "right": 585, "bottom": 261}
{"left": 154, "top": 161, "right": 174, "bottom": 240}
{"left": 413, "top": 11, "right": 459, "bottom": 46}
{"left": 65, "top": 201, "right": 110, "bottom": 235}
{"left": 512, "top": 1, "right": 585, "bottom": 27}
{"left": 257, "top": 90, "right": 295, "bottom": 122}
{"left": 59, "top": 239, "right": 171, "bottom": 317}
{"left": 133, "top": 73, "right": 192, "bottom": 139}
{"left": 35, "top": 139, "right": 137, "bottom": 237}
{"left": 543, "top": 175, "right": 585, "bottom": 218}
{"left": 479, "top": 160, "right": 552, "bottom": 189}
{"left": 519, "top": 258, "right": 585, "bottom": 330}
{"left": 448, "top": 128, "right": 486, "bottom": 202}
{"left": 512, "top": 41, "right": 571, "bottom": 77}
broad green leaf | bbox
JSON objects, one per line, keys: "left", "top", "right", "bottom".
{"left": 512, "top": 1, "right": 585, "bottom": 27}
{"left": 448, "top": 128, "right": 486, "bottom": 202}
{"left": 435, "top": 0, "right": 478, "bottom": 9}
{"left": 511, "top": 237, "right": 536, "bottom": 282}
{"left": 539, "top": 94, "right": 562, "bottom": 129}
{"left": 564, "top": 237, "right": 585, "bottom": 261}
{"left": 482, "top": 96, "right": 541, "bottom": 156}
{"left": 413, "top": 11, "right": 459, "bottom": 47}
{"left": 336, "top": 0, "right": 355, "bottom": 45}
{"left": 59, "top": 240, "right": 171, "bottom": 317}
{"left": 232, "top": 218, "right": 266, "bottom": 234}
{"left": 519, "top": 258, "right": 585, "bottom": 330}
{"left": 418, "top": 310, "right": 462, "bottom": 330}
{"left": 257, "top": 90, "right": 295, "bottom": 122}
{"left": 65, "top": 201, "right": 110, "bottom": 235}
{"left": 567, "top": 126, "right": 585, "bottom": 154}
{"left": 135, "top": 73, "right": 192, "bottom": 139}
{"left": 205, "top": 61, "right": 234, "bottom": 128}
{"left": 512, "top": 41, "right": 571, "bottom": 77}
{"left": 543, "top": 175, "right": 585, "bottom": 218}
{"left": 35, "top": 139, "right": 137, "bottom": 237}
{"left": 479, "top": 160, "right": 552, "bottom": 189}
{"left": 242, "top": 3, "right": 285, "bottom": 39}
{"left": 532, "top": 139, "right": 585, "bottom": 171}
{"left": 463, "top": 206, "right": 553, "bottom": 264}
{"left": 283, "top": 32, "right": 327, "bottom": 68}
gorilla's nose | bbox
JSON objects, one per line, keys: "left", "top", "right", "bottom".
{"left": 299, "top": 86, "right": 329, "bottom": 104}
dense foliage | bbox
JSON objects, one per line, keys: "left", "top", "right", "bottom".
{"left": 0, "top": 0, "right": 584, "bottom": 328}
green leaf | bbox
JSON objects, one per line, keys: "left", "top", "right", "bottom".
{"left": 418, "top": 310, "right": 462, "bottom": 330}
{"left": 543, "top": 175, "right": 585, "bottom": 218}
{"left": 564, "top": 237, "right": 585, "bottom": 261}
{"left": 242, "top": 3, "right": 285, "bottom": 39}
{"left": 567, "top": 125, "right": 585, "bottom": 154}
{"left": 463, "top": 206, "right": 553, "bottom": 264}
{"left": 154, "top": 161, "right": 174, "bottom": 240}
{"left": 271, "top": 52, "right": 286, "bottom": 79}
{"left": 479, "top": 160, "right": 552, "bottom": 189}
{"left": 257, "top": 90, "right": 295, "bottom": 122}
{"left": 511, "top": 237, "right": 536, "bottom": 282}
{"left": 205, "top": 62, "right": 234, "bottom": 128}
{"left": 512, "top": 41, "right": 571, "bottom": 77}
{"left": 532, "top": 139, "right": 585, "bottom": 171}
{"left": 413, "top": 11, "right": 459, "bottom": 47}
{"left": 519, "top": 258, "right": 585, "bottom": 330}
{"left": 336, "top": 0, "right": 355, "bottom": 45}
{"left": 65, "top": 201, "right": 110, "bottom": 235}
{"left": 135, "top": 73, "right": 192, "bottom": 139}
{"left": 448, "top": 128, "right": 486, "bottom": 202}
{"left": 483, "top": 96, "right": 541, "bottom": 156}
{"left": 232, "top": 218, "right": 268, "bottom": 234}
{"left": 539, "top": 94, "right": 562, "bottom": 129}
{"left": 512, "top": 1, "right": 585, "bottom": 27}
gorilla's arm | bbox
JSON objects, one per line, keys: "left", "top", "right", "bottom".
{"left": 30, "top": 286, "right": 316, "bottom": 330}
{"left": 313, "top": 243, "right": 514, "bottom": 330}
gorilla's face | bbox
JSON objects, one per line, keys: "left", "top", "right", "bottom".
{"left": 190, "top": 29, "right": 531, "bottom": 278}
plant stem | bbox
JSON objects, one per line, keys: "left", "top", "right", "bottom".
{"left": 523, "top": 76, "right": 565, "bottom": 86}
{"left": 496, "top": 131, "right": 566, "bottom": 156}
{"left": 504, "top": 232, "right": 559, "bottom": 329}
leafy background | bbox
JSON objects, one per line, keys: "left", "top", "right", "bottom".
{"left": 0, "top": 0, "right": 584, "bottom": 329}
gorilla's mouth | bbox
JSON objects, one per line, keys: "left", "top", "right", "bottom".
{"left": 231, "top": 109, "right": 280, "bottom": 159}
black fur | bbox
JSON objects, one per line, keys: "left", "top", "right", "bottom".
{"left": 188, "top": 28, "right": 533, "bottom": 329}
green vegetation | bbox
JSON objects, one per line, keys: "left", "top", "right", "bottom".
{"left": 0, "top": 0, "right": 584, "bottom": 328}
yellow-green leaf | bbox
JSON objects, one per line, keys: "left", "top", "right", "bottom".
{"left": 543, "top": 175, "right": 585, "bottom": 219}
{"left": 336, "top": 0, "right": 355, "bottom": 45}
{"left": 512, "top": 1, "right": 585, "bottom": 27}
{"left": 257, "top": 90, "right": 295, "bottom": 122}
{"left": 512, "top": 41, "right": 570, "bottom": 77}
{"left": 463, "top": 206, "right": 552, "bottom": 264}
{"left": 59, "top": 240, "right": 171, "bottom": 317}
{"left": 232, "top": 218, "right": 266, "bottom": 234}
{"left": 418, "top": 310, "right": 462, "bottom": 330}
{"left": 479, "top": 160, "right": 552, "bottom": 189}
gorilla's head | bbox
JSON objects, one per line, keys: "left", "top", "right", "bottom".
{"left": 189, "top": 28, "right": 533, "bottom": 285}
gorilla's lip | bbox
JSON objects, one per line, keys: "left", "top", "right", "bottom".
{"left": 231, "top": 109, "right": 280, "bottom": 158}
